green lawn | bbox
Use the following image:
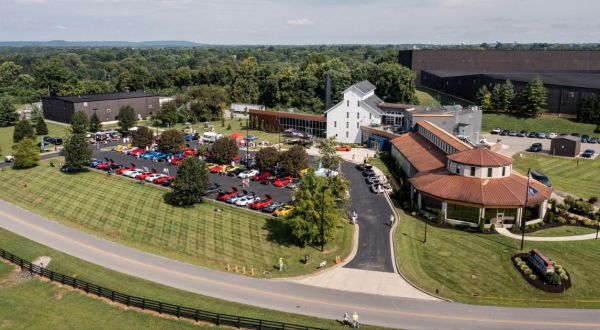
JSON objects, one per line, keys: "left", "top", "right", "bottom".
{"left": 416, "top": 87, "right": 474, "bottom": 107}
{"left": 0, "top": 228, "right": 362, "bottom": 329}
{"left": 0, "top": 122, "right": 69, "bottom": 157}
{"left": 482, "top": 113, "right": 599, "bottom": 136}
{"left": 512, "top": 153, "right": 600, "bottom": 200}
{"left": 415, "top": 90, "right": 441, "bottom": 108}
{"left": 0, "top": 262, "right": 12, "bottom": 278}
{"left": 394, "top": 211, "right": 600, "bottom": 307}
{"left": 0, "top": 159, "right": 352, "bottom": 278}
{"left": 528, "top": 226, "right": 597, "bottom": 237}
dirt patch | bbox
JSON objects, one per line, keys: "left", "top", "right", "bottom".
{"left": 0, "top": 320, "right": 12, "bottom": 328}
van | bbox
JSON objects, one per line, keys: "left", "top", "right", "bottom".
{"left": 202, "top": 132, "right": 223, "bottom": 143}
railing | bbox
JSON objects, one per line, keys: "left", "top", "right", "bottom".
{"left": 0, "top": 248, "right": 323, "bottom": 330}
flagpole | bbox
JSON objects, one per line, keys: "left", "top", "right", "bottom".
{"left": 520, "top": 168, "right": 531, "bottom": 251}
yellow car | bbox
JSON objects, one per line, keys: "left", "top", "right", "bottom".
{"left": 274, "top": 205, "right": 295, "bottom": 217}
{"left": 207, "top": 163, "right": 218, "bottom": 170}
{"left": 226, "top": 165, "right": 240, "bottom": 173}
{"left": 299, "top": 168, "right": 309, "bottom": 177}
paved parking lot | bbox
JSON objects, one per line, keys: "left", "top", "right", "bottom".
{"left": 482, "top": 134, "right": 600, "bottom": 156}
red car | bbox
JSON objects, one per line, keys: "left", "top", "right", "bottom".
{"left": 249, "top": 195, "right": 272, "bottom": 210}
{"left": 217, "top": 187, "right": 238, "bottom": 201}
{"left": 273, "top": 176, "right": 293, "bottom": 187}
{"left": 154, "top": 175, "right": 174, "bottom": 184}
{"left": 96, "top": 161, "right": 114, "bottom": 169}
{"left": 252, "top": 171, "right": 271, "bottom": 181}
{"left": 210, "top": 165, "right": 223, "bottom": 173}
{"left": 116, "top": 166, "right": 134, "bottom": 175}
{"left": 260, "top": 175, "right": 277, "bottom": 185}
{"left": 129, "top": 148, "right": 146, "bottom": 156}
{"left": 135, "top": 172, "right": 152, "bottom": 180}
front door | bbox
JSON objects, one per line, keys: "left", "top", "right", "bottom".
{"left": 496, "top": 212, "right": 505, "bottom": 228}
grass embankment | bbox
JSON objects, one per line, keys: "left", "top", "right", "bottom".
{"left": 482, "top": 113, "right": 599, "bottom": 136}
{"left": 0, "top": 122, "right": 68, "bottom": 156}
{"left": 512, "top": 153, "right": 600, "bottom": 200}
{"left": 394, "top": 212, "right": 600, "bottom": 307}
{"left": 0, "top": 159, "right": 353, "bottom": 278}
{"left": 0, "top": 229, "right": 361, "bottom": 329}
{"left": 528, "top": 226, "right": 597, "bottom": 237}
{"left": 416, "top": 87, "right": 473, "bottom": 107}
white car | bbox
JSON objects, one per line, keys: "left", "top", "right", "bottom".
{"left": 121, "top": 168, "right": 141, "bottom": 176}
{"left": 4, "top": 155, "right": 14, "bottom": 163}
{"left": 235, "top": 195, "right": 260, "bottom": 207}
{"left": 238, "top": 169, "right": 259, "bottom": 179}
{"left": 491, "top": 128, "right": 502, "bottom": 134}
{"left": 370, "top": 183, "right": 384, "bottom": 194}
{"left": 547, "top": 132, "right": 557, "bottom": 139}
{"left": 126, "top": 170, "right": 144, "bottom": 178}
{"left": 145, "top": 174, "right": 165, "bottom": 182}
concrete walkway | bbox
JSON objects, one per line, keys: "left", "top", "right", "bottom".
{"left": 496, "top": 227, "right": 599, "bottom": 241}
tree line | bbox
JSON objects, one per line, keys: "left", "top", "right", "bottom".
{"left": 476, "top": 77, "right": 548, "bottom": 116}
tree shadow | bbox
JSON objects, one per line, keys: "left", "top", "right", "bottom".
{"left": 262, "top": 217, "right": 295, "bottom": 247}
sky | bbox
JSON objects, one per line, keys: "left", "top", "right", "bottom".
{"left": 2, "top": 0, "right": 599, "bottom": 44}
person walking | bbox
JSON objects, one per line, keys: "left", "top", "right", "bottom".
{"left": 352, "top": 312, "right": 359, "bottom": 329}
{"left": 278, "top": 257, "right": 284, "bottom": 271}
{"left": 343, "top": 312, "right": 350, "bottom": 326}
{"left": 389, "top": 214, "right": 395, "bottom": 227}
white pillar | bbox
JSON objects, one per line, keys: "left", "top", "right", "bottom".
{"left": 516, "top": 208, "right": 523, "bottom": 227}
{"left": 417, "top": 193, "right": 422, "bottom": 210}
{"left": 441, "top": 202, "right": 448, "bottom": 221}
{"left": 538, "top": 200, "right": 548, "bottom": 220}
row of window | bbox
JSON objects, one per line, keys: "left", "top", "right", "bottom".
{"left": 334, "top": 121, "right": 360, "bottom": 129}
{"left": 455, "top": 163, "right": 507, "bottom": 177}
{"left": 347, "top": 100, "right": 360, "bottom": 107}
{"left": 418, "top": 126, "right": 456, "bottom": 154}
{"left": 345, "top": 111, "right": 372, "bottom": 120}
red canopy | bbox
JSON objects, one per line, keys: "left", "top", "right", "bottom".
{"left": 230, "top": 132, "right": 244, "bottom": 139}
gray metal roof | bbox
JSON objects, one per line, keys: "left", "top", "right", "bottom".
{"left": 43, "top": 91, "right": 157, "bottom": 103}
{"left": 362, "top": 94, "right": 384, "bottom": 115}
{"left": 350, "top": 80, "right": 376, "bottom": 94}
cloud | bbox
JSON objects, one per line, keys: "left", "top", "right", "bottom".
{"left": 287, "top": 18, "right": 314, "bottom": 26}
{"left": 53, "top": 24, "right": 66, "bottom": 30}
{"left": 14, "top": 0, "right": 47, "bottom": 4}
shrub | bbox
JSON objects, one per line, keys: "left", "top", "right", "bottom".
{"left": 549, "top": 198, "right": 557, "bottom": 210}
{"left": 545, "top": 272, "right": 561, "bottom": 285}
{"left": 557, "top": 216, "right": 566, "bottom": 225}
{"left": 524, "top": 268, "right": 533, "bottom": 276}
{"left": 479, "top": 220, "right": 485, "bottom": 232}
{"left": 560, "top": 273, "right": 569, "bottom": 281}
{"left": 437, "top": 212, "right": 443, "bottom": 225}
{"left": 568, "top": 219, "right": 577, "bottom": 225}
{"left": 490, "top": 223, "right": 496, "bottom": 231}
{"left": 529, "top": 274, "right": 537, "bottom": 281}
{"left": 583, "top": 219, "right": 593, "bottom": 227}
{"left": 589, "top": 196, "right": 598, "bottom": 205}
{"left": 564, "top": 195, "right": 576, "bottom": 206}
{"left": 546, "top": 212, "right": 555, "bottom": 224}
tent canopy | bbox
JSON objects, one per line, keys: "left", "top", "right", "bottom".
{"left": 230, "top": 132, "right": 244, "bottom": 139}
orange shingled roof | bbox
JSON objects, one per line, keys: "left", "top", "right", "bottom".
{"left": 418, "top": 121, "right": 472, "bottom": 153}
{"left": 447, "top": 147, "right": 513, "bottom": 167}
{"left": 409, "top": 169, "right": 552, "bottom": 207}
{"left": 390, "top": 133, "right": 446, "bottom": 173}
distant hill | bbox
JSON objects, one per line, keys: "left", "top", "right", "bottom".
{"left": 0, "top": 40, "right": 206, "bottom": 48}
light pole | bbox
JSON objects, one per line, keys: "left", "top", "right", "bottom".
{"left": 246, "top": 116, "right": 250, "bottom": 165}
{"left": 320, "top": 181, "right": 325, "bottom": 252}
{"left": 520, "top": 168, "right": 531, "bottom": 251}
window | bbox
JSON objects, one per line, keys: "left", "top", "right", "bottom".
{"left": 357, "top": 112, "right": 359, "bottom": 119}
{"left": 502, "top": 167, "right": 506, "bottom": 176}
{"left": 346, "top": 122, "right": 349, "bottom": 128}
{"left": 357, "top": 101, "right": 360, "bottom": 107}
{"left": 369, "top": 114, "right": 372, "bottom": 119}
{"left": 567, "top": 91, "right": 575, "bottom": 99}
{"left": 487, "top": 168, "right": 492, "bottom": 177}
{"left": 455, "top": 165, "right": 460, "bottom": 174}
{"left": 347, "top": 100, "right": 349, "bottom": 107}
{"left": 345, "top": 131, "right": 348, "bottom": 138}
{"left": 334, "top": 121, "right": 337, "bottom": 128}
{"left": 470, "top": 167, "right": 475, "bottom": 176}
{"left": 346, "top": 112, "right": 349, "bottom": 118}
{"left": 356, "top": 122, "right": 359, "bottom": 129}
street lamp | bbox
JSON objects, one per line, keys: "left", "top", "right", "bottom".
{"left": 246, "top": 116, "right": 250, "bottom": 165}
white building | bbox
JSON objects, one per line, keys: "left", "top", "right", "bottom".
{"left": 325, "top": 81, "right": 383, "bottom": 144}
{"left": 230, "top": 103, "right": 265, "bottom": 114}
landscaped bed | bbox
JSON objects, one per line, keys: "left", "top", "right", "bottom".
{"left": 512, "top": 253, "right": 571, "bottom": 293}
{"left": 0, "top": 158, "right": 353, "bottom": 278}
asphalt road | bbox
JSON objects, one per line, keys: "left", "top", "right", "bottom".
{"left": 2, "top": 199, "right": 600, "bottom": 329}
{"left": 483, "top": 134, "right": 600, "bottom": 156}
{"left": 342, "top": 161, "right": 395, "bottom": 273}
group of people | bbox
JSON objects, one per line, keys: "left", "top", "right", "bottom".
{"left": 241, "top": 177, "right": 250, "bottom": 188}
{"left": 343, "top": 312, "right": 360, "bottom": 328}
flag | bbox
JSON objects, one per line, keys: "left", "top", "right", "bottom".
{"left": 527, "top": 172, "right": 537, "bottom": 196}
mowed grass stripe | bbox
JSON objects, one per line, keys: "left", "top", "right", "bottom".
{"left": 0, "top": 159, "right": 352, "bottom": 277}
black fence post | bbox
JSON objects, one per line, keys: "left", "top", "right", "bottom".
{"left": 141, "top": 299, "right": 146, "bottom": 310}
{"left": 85, "top": 282, "right": 89, "bottom": 293}
{"left": 195, "top": 310, "right": 199, "bottom": 323}
{"left": 126, "top": 296, "right": 130, "bottom": 306}
{"left": 111, "top": 291, "right": 115, "bottom": 301}
{"left": 216, "top": 314, "right": 220, "bottom": 326}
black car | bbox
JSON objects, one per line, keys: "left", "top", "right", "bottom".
{"left": 582, "top": 149, "right": 595, "bottom": 158}
{"left": 263, "top": 201, "right": 284, "bottom": 213}
{"left": 355, "top": 164, "right": 366, "bottom": 171}
{"left": 500, "top": 129, "right": 510, "bottom": 136}
{"left": 517, "top": 130, "right": 528, "bottom": 137}
{"left": 528, "top": 143, "right": 542, "bottom": 152}
{"left": 43, "top": 136, "right": 63, "bottom": 145}
{"left": 161, "top": 178, "right": 175, "bottom": 187}
{"left": 581, "top": 135, "right": 590, "bottom": 143}
{"left": 227, "top": 168, "right": 245, "bottom": 177}
{"left": 60, "top": 165, "right": 80, "bottom": 173}
{"left": 527, "top": 132, "right": 538, "bottom": 138}
{"left": 571, "top": 132, "right": 581, "bottom": 137}
{"left": 589, "top": 137, "right": 599, "bottom": 144}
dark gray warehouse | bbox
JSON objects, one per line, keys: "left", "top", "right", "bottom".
{"left": 42, "top": 92, "right": 159, "bottom": 123}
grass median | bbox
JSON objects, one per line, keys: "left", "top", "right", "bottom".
{"left": 0, "top": 122, "right": 69, "bottom": 157}
{"left": 0, "top": 158, "right": 353, "bottom": 278}
{"left": 512, "top": 153, "right": 600, "bottom": 200}
{"left": 394, "top": 211, "right": 600, "bottom": 308}
{"left": 0, "top": 228, "right": 373, "bottom": 329}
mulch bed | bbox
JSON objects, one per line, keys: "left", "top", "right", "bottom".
{"left": 512, "top": 253, "right": 571, "bottom": 293}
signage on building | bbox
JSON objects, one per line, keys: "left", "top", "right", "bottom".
{"left": 529, "top": 249, "right": 555, "bottom": 275}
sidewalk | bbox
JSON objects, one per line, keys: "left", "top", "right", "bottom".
{"left": 496, "top": 227, "right": 599, "bottom": 241}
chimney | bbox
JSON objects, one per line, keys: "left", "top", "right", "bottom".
{"left": 324, "top": 73, "right": 331, "bottom": 112}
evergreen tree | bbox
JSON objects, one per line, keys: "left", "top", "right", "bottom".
{"left": 63, "top": 133, "right": 92, "bottom": 170}
{"left": 131, "top": 126, "right": 154, "bottom": 148}
{"left": 70, "top": 111, "right": 89, "bottom": 134}
{"left": 13, "top": 119, "right": 34, "bottom": 143}
{"left": 117, "top": 105, "right": 137, "bottom": 133}
{"left": 520, "top": 77, "right": 547, "bottom": 116}
{"left": 210, "top": 137, "right": 238, "bottom": 164}
{"left": 12, "top": 138, "right": 39, "bottom": 169}
{"left": 0, "top": 98, "right": 19, "bottom": 127}
{"left": 476, "top": 85, "right": 492, "bottom": 111}
{"left": 500, "top": 79, "right": 515, "bottom": 111}
{"left": 35, "top": 116, "right": 48, "bottom": 135}
{"left": 287, "top": 170, "right": 340, "bottom": 247}
{"left": 89, "top": 112, "right": 102, "bottom": 132}
{"left": 170, "top": 157, "right": 210, "bottom": 206}
{"left": 159, "top": 129, "right": 184, "bottom": 153}
{"left": 491, "top": 84, "right": 503, "bottom": 110}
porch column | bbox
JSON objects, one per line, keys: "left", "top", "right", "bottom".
{"left": 538, "top": 200, "right": 548, "bottom": 220}
{"left": 417, "top": 193, "right": 422, "bottom": 210}
{"left": 441, "top": 202, "right": 448, "bottom": 221}
{"left": 478, "top": 208, "right": 484, "bottom": 224}
{"left": 516, "top": 208, "right": 523, "bottom": 227}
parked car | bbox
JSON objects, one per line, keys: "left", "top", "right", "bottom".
{"left": 571, "top": 132, "right": 581, "bottom": 137}
{"left": 508, "top": 131, "right": 518, "bottom": 136}
{"left": 363, "top": 169, "right": 375, "bottom": 177}
{"left": 370, "top": 183, "right": 385, "bottom": 194}
{"left": 589, "top": 137, "right": 599, "bottom": 144}
{"left": 59, "top": 165, "right": 79, "bottom": 173}
{"left": 238, "top": 169, "right": 259, "bottom": 179}
{"left": 43, "top": 136, "right": 63, "bottom": 145}
{"left": 210, "top": 165, "right": 224, "bottom": 173}
{"left": 161, "top": 178, "right": 175, "bottom": 187}
{"left": 260, "top": 175, "right": 277, "bottom": 185}
{"left": 252, "top": 171, "right": 272, "bottom": 181}
{"left": 517, "top": 130, "right": 528, "bottom": 137}
{"left": 273, "top": 176, "right": 293, "bottom": 187}
{"left": 582, "top": 149, "right": 595, "bottom": 158}
{"left": 217, "top": 188, "right": 238, "bottom": 201}
{"left": 263, "top": 201, "right": 284, "bottom": 213}
{"left": 235, "top": 195, "right": 260, "bottom": 207}
{"left": 226, "top": 192, "right": 247, "bottom": 204}
{"left": 249, "top": 195, "right": 272, "bottom": 210}
{"left": 547, "top": 132, "right": 557, "bottom": 139}
{"left": 135, "top": 171, "right": 153, "bottom": 180}
{"left": 154, "top": 175, "right": 174, "bottom": 185}
{"left": 490, "top": 128, "right": 502, "bottom": 134}
{"left": 537, "top": 132, "right": 547, "bottom": 139}
{"left": 528, "top": 143, "right": 543, "bottom": 152}
{"left": 355, "top": 164, "right": 366, "bottom": 171}
{"left": 227, "top": 167, "right": 245, "bottom": 177}
{"left": 4, "top": 155, "right": 14, "bottom": 163}
{"left": 366, "top": 175, "right": 379, "bottom": 184}
{"left": 581, "top": 135, "right": 590, "bottom": 143}
{"left": 126, "top": 170, "right": 145, "bottom": 178}
{"left": 527, "top": 132, "right": 538, "bottom": 138}
{"left": 274, "top": 204, "right": 295, "bottom": 217}
{"left": 129, "top": 148, "right": 146, "bottom": 156}
{"left": 145, "top": 173, "right": 165, "bottom": 182}
{"left": 500, "top": 129, "right": 510, "bottom": 136}
{"left": 336, "top": 145, "right": 352, "bottom": 151}
{"left": 205, "top": 183, "right": 221, "bottom": 195}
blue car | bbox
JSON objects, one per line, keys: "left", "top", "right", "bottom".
{"left": 582, "top": 149, "right": 595, "bottom": 158}
{"left": 89, "top": 159, "right": 103, "bottom": 167}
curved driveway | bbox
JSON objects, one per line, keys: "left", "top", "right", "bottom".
{"left": 2, "top": 200, "right": 600, "bottom": 329}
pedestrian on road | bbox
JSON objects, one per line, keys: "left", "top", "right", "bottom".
{"left": 352, "top": 312, "right": 359, "bottom": 329}
{"left": 279, "top": 257, "right": 284, "bottom": 271}
{"left": 343, "top": 312, "right": 350, "bottom": 326}
{"left": 352, "top": 154, "right": 355, "bottom": 160}
{"left": 389, "top": 214, "right": 395, "bottom": 227}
